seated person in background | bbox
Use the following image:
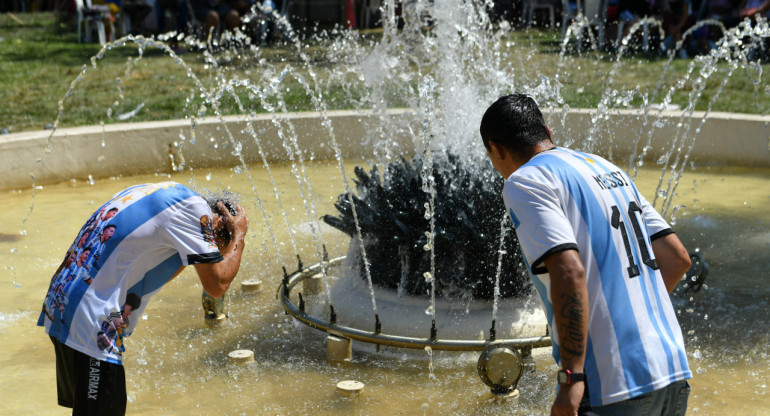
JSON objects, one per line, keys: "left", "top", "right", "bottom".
{"left": 616, "top": 0, "right": 662, "bottom": 45}
{"left": 122, "top": 0, "right": 154, "bottom": 34}
{"left": 662, "top": 0, "right": 696, "bottom": 57}
{"left": 702, "top": 0, "right": 743, "bottom": 28}
{"left": 191, "top": 0, "right": 243, "bottom": 36}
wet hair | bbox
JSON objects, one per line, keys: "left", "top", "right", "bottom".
{"left": 479, "top": 93, "right": 552, "bottom": 158}
{"left": 125, "top": 293, "right": 141, "bottom": 310}
{"left": 200, "top": 189, "right": 240, "bottom": 245}
{"left": 200, "top": 189, "right": 239, "bottom": 217}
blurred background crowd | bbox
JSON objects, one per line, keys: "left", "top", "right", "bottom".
{"left": 1, "top": 0, "right": 767, "bottom": 55}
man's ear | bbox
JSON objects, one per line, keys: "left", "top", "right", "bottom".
{"left": 488, "top": 141, "right": 507, "bottom": 160}
{"left": 212, "top": 215, "right": 223, "bottom": 232}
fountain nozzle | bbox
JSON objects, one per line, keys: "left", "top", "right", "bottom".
{"left": 430, "top": 319, "right": 437, "bottom": 341}
{"left": 489, "top": 319, "right": 497, "bottom": 342}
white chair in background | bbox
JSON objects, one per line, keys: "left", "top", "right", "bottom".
{"left": 524, "top": 0, "right": 558, "bottom": 28}
{"left": 75, "top": 0, "right": 111, "bottom": 44}
{"left": 561, "top": 0, "right": 608, "bottom": 49}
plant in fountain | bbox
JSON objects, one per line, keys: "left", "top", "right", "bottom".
{"left": 322, "top": 152, "right": 531, "bottom": 300}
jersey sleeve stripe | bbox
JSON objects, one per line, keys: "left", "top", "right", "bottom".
{"left": 531, "top": 243, "right": 579, "bottom": 274}
{"left": 649, "top": 229, "right": 674, "bottom": 241}
{"left": 188, "top": 252, "right": 224, "bottom": 264}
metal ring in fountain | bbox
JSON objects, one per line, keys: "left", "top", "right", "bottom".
{"left": 276, "top": 255, "right": 552, "bottom": 393}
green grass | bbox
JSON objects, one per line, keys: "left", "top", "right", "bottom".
{"left": 0, "top": 12, "right": 767, "bottom": 134}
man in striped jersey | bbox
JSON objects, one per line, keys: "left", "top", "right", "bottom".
{"left": 480, "top": 94, "right": 693, "bottom": 416}
{"left": 39, "top": 182, "right": 249, "bottom": 415}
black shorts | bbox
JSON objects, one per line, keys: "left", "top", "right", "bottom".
{"left": 51, "top": 336, "right": 126, "bottom": 416}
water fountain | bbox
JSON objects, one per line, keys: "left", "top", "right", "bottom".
{"left": 0, "top": 1, "right": 769, "bottom": 414}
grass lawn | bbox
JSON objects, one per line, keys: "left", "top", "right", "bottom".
{"left": 0, "top": 12, "right": 767, "bottom": 134}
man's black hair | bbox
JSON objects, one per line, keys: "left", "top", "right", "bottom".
{"left": 103, "top": 224, "right": 116, "bottom": 231}
{"left": 125, "top": 293, "right": 142, "bottom": 310}
{"left": 201, "top": 189, "right": 239, "bottom": 217}
{"left": 479, "top": 93, "right": 552, "bottom": 158}
{"left": 200, "top": 189, "right": 239, "bottom": 245}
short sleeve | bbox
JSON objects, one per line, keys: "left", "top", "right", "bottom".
{"left": 165, "top": 197, "right": 223, "bottom": 265}
{"left": 503, "top": 174, "right": 578, "bottom": 274}
{"left": 636, "top": 191, "right": 673, "bottom": 241}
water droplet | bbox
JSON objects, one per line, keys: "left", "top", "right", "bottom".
{"left": 10, "top": 248, "right": 17, "bottom": 253}
{"left": 424, "top": 305, "right": 434, "bottom": 315}
{"left": 205, "top": 173, "right": 212, "bottom": 181}
{"left": 234, "top": 166, "right": 242, "bottom": 175}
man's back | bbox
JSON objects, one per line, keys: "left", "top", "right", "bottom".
{"left": 39, "top": 182, "right": 221, "bottom": 364}
{"left": 502, "top": 147, "right": 691, "bottom": 406}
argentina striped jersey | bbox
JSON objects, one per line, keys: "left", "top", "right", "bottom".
{"left": 502, "top": 147, "right": 691, "bottom": 406}
{"left": 38, "top": 182, "right": 222, "bottom": 364}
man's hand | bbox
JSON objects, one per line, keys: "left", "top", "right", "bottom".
{"left": 195, "top": 202, "right": 249, "bottom": 298}
{"left": 217, "top": 201, "right": 249, "bottom": 240}
{"left": 552, "top": 382, "right": 584, "bottom": 416}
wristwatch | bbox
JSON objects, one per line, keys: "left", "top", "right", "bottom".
{"left": 557, "top": 369, "right": 586, "bottom": 385}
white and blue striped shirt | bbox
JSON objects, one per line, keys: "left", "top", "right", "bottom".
{"left": 39, "top": 182, "right": 222, "bottom": 364}
{"left": 503, "top": 147, "right": 691, "bottom": 406}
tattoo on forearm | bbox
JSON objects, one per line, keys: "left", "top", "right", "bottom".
{"left": 559, "top": 292, "right": 585, "bottom": 359}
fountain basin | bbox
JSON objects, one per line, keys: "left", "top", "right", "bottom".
{"left": 1, "top": 106, "right": 769, "bottom": 414}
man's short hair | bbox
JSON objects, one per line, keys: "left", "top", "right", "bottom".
{"left": 125, "top": 293, "right": 142, "bottom": 310}
{"left": 480, "top": 93, "right": 552, "bottom": 157}
{"left": 200, "top": 189, "right": 239, "bottom": 245}
{"left": 200, "top": 189, "right": 239, "bottom": 217}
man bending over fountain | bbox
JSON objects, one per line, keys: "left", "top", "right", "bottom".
{"left": 38, "top": 182, "right": 249, "bottom": 415}
{"left": 480, "top": 94, "right": 692, "bottom": 416}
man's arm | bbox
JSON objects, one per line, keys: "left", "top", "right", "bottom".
{"left": 194, "top": 203, "right": 249, "bottom": 298}
{"left": 544, "top": 249, "right": 588, "bottom": 416}
{"left": 651, "top": 232, "right": 691, "bottom": 293}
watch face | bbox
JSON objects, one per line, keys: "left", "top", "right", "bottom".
{"left": 557, "top": 370, "right": 568, "bottom": 384}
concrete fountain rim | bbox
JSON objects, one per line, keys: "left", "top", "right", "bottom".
{"left": 1, "top": 108, "right": 768, "bottom": 192}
